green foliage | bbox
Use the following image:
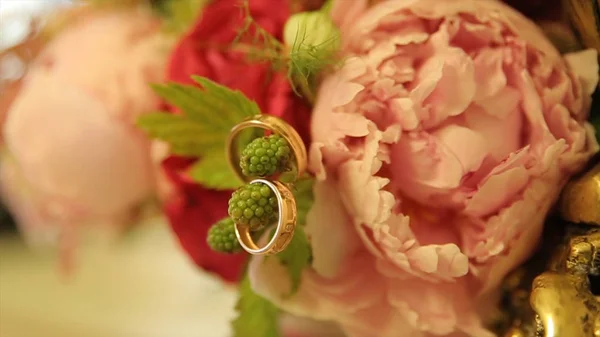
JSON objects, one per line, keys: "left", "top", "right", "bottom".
{"left": 269, "top": 177, "right": 314, "bottom": 295}
{"left": 137, "top": 76, "right": 260, "bottom": 189}
{"left": 234, "top": 0, "right": 341, "bottom": 102}
{"left": 232, "top": 277, "right": 281, "bottom": 337}
{"left": 154, "top": 0, "right": 208, "bottom": 35}
{"left": 135, "top": 113, "right": 213, "bottom": 157}
{"left": 293, "top": 177, "right": 314, "bottom": 226}
{"left": 276, "top": 225, "right": 311, "bottom": 295}
{"left": 189, "top": 152, "right": 243, "bottom": 190}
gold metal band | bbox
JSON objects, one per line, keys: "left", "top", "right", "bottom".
{"left": 234, "top": 179, "right": 297, "bottom": 255}
{"left": 226, "top": 114, "right": 307, "bottom": 183}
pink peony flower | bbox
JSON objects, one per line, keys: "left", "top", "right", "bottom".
{"left": 0, "top": 8, "right": 169, "bottom": 249}
{"left": 249, "top": 0, "right": 599, "bottom": 336}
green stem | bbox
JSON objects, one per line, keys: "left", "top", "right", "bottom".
{"left": 296, "top": 76, "right": 316, "bottom": 105}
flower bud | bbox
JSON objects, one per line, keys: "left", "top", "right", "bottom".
{"left": 283, "top": 10, "right": 340, "bottom": 58}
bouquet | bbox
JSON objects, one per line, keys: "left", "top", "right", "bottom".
{"left": 138, "top": 0, "right": 600, "bottom": 336}
{"left": 2, "top": 0, "right": 599, "bottom": 336}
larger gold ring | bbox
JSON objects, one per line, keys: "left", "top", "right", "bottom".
{"left": 234, "top": 179, "right": 297, "bottom": 255}
{"left": 226, "top": 115, "right": 307, "bottom": 183}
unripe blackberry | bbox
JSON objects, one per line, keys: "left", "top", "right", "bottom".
{"left": 207, "top": 218, "right": 241, "bottom": 253}
{"left": 240, "top": 134, "right": 291, "bottom": 177}
{"left": 228, "top": 183, "right": 278, "bottom": 231}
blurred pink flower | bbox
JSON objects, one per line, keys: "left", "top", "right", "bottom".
{"left": 249, "top": 0, "right": 599, "bottom": 336}
{"left": 0, "top": 9, "right": 169, "bottom": 251}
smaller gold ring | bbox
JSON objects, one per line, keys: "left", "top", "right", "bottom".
{"left": 226, "top": 115, "right": 307, "bottom": 183}
{"left": 234, "top": 179, "right": 297, "bottom": 255}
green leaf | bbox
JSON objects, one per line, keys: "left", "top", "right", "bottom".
{"left": 192, "top": 76, "right": 263, "bottom": 117}
{"left": 151, "top": 78, "right": 260, "bottom": 128}
{"left": 276, "top": 225, "right": 311, "bottom": 295}
{"left": 136, "top": 112, "right": 223, "bottom": 156}
{"left": 139, "top": 76, "right": 261, "bottom": 159}
{"left": 232, "top": 277, "right": 281, "bottom": 337}
{"left": 156, "top": 0, "right": 208, "bottom": 35}
{"left": 188, "top": 152, "right": 244, "bottom": 190}
{"left": 293, "top": 177, "right": 314, "bottom": 226}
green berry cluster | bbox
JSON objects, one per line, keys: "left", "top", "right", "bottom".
{"left": 228, "top": 183, "right": 278, "bottom": 231}
{"left": 240, "top": 134, "right": 291, "bottom": 177}
{"left": 206, "top": 218, "right": 241, "bottom": 253}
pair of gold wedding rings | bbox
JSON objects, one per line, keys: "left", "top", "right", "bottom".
{"left": 226, "top": 115, "right": 307, "bottom": 255}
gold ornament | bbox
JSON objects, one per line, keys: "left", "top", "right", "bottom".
{"left": 226, "top": 115, "right": 307, "bottom": 255}
{"left": 500, "top": 159, "right": 600, "bottom": 336}
{"left": 234, "top": 179, "right": 298, "bottom": 255}
{"left": 227, "top": 115, "right": 307, "bottom": 184}
{"left": 560, "top": 161, "right": 600, "bottom": 225}
{"left": 530, "top": 231, "right": 600, "bottom": 336}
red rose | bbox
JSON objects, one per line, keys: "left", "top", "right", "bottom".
{"left": 161, "top": 0, "right": 311, "bottom": 282}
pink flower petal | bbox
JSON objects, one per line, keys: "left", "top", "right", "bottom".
{"left": 473, "top": 49, "right": 506, "bottom": 101}
{"left": 392, "top": 132, "right": 465, "bottom": 191}
{"left": 306, "top": 181, "right": 363, "bottom": 278}
{"left": 466, "top": 166, "right": 530, "bottom": 218}
{"left": 412, "top": 48, "right": 476, "bottom": 127}
{"left": 431, "top": 124, "right": 488, "bottom": 176}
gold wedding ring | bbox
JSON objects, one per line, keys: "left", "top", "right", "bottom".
{"left": 226, "top": 115, "right": 307, "bottom": 255}
{"left": 226, "top": 115, "right": 307, "bottom": 183}
{"left": 234, "top": 179, "right": 297, "bottom": 255}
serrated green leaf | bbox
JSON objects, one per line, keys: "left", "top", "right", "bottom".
{"left": 293, "top": 177, "right": 314, "bottom": 226}
{"left": 276, "top": 225, "right": 311, "bottom": 295}
{"left": 188, "top": 152, "right": 244, "bottom": 190}
{"left": 139, "top": 76, "right": 262, "bottom": 162}
{"left": 192, "top": 76, "right": 262, "bottom": 117}
{"left": 151, "top": 80, "right": 260, "bottom": 128}
{"left": 232, "top": 277, "right": 281, "bottom": 337}
{"left": 136, "top": 112, "right": 224, "bottom": 156}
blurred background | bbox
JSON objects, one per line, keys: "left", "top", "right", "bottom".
{"left": 0, "top": 218, "right": 236, "bottom": 337}
{"left": 1, "top": 0, "right": 597, "bottom": 336}
{"left": 1, "top": 2, "right": 236, "bottom": 337}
